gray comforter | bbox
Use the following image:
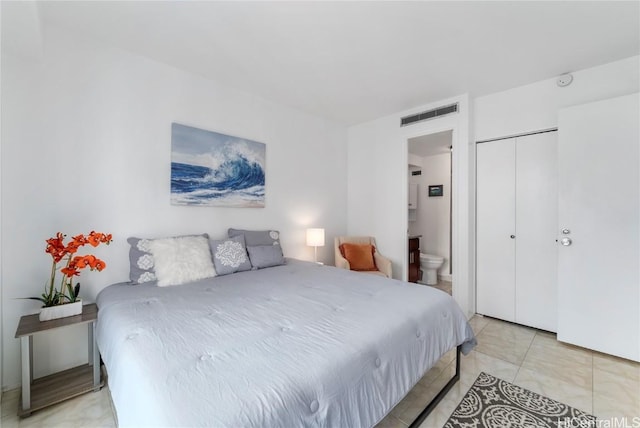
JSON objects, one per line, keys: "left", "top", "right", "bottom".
{"left": 96, "top": 259, "right": 476, "bottom": 427}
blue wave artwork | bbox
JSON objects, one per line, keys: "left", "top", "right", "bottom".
{"left": 171, "top": 123, "right": 266, "bottom": 207}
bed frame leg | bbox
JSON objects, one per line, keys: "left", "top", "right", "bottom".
{"left": 408, "top": 345, "right": 461, "bottom": 428}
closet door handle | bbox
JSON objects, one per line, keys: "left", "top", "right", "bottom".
{"left": 510, "top": 235, "right": 516, "bottom": 239}
{"left": 410, "top": 253, "right": 414, "bottom": 264}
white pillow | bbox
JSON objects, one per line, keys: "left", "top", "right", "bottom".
{"left": 148, "top": 236, "right": 216, "bottom": 287}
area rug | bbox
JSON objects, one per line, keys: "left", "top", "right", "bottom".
{"left": 443, "top": 372, "right": 596, "bottom": 428}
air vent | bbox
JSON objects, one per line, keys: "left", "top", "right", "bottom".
{"left": 400, "top": 103, "right": 458, "bottom": 127}
{"left": 411, "top": 170, "right": 422, "bottom": 176}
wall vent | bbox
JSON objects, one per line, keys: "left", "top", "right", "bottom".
{"left": 400, "top": 103, "right": 458, "bottom": 127}
{"left": 411, "top": 170, "right": 422, "bottom": 176}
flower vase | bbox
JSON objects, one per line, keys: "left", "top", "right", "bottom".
{"left": 39, "top": 300, "right": 83, "bottom": 321}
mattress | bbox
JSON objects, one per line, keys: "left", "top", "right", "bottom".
{"left": 96, "top": 259, "right": 476, "bottom": 427}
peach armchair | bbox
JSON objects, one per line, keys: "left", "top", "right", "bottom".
{"left": 334, "top": 236, "right": 393, "bottom": 278}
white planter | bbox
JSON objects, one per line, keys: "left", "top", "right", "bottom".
{"left": 39, "top": 300, "right": 83, "bottom": 321}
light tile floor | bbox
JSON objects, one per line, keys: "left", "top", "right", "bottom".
{"left": 2, "top": 315, "right": 638, "bottom": 428}
{"left": 1, "top": 386, "right": 115, "bottom": 428}
{"left": 378, "top": 315, "right": 640, "bottom": 428}
{"left": 417, "top": 280, "right": 452, "bottom": 296}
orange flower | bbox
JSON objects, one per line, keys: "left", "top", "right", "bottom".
{"left": 86, "top": 255, "right": 98, "bottom": 269}
{"left": 87, "top": 231, "right": 113, "bottom": 247}
{"left": 87, "top": 232, "right": 101, "bottom": 247}
{"left": 71, "top": 234, "right": 87, "bottom": 246}
{"left": 73, "top": 234, "right": 86, "bottom": 243}
{"left": 65, "top": 236, "right": 83, "bottom": 254}
{"left": 69, "top": 254, "right": 107, "bottom": 272}
{"left": 71, "top": 256, "right": 86, "bottom": 269}
{"left": 86, "top": 255, "right": 97, "bottom": 268}
{"left": 45, "top": 233, "right": 67, "bottom": 263}
{"left": 61, "top": 266, "right": 80, "bottom": 277}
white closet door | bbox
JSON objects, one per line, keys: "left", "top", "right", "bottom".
{"left": 515, "top": 132, "right": 558, "bottom": 332}
{"left": 476, "top": 138, "right": 516, "bottom": 322}
{"left": 557, "top": 93, "right": 639, "bottom": 361}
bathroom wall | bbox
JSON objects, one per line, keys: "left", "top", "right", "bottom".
{"left": 408, "top": 152, "right": 451, "bottom": 280}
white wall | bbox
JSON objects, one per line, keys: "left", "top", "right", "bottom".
{"left": 474, "top": 56, "right": 639, "bottom": 141}
{"left": 347, "top": 94, "right": 473, "bottom": 318}
{"left": 408, "top": 153, "right": 451, "bottom": 278}
{"left": 407, "top": 153, "right": 423, "bottom": 167}
{"left": 1, "top": 26, "right": 348, "bottom": 390}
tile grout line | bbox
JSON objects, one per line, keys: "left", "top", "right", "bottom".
{"left": 511, "top": 329, "right": 538, "bottom": 383}
{"left": 473, "top": 348, "right": 517, "bottom": 367}
{"left": 473, "top": 317, "right": 489, "bottom": 336}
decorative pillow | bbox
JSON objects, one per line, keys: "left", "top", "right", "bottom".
{"left": 246, "top": 245, "right": 286, "bottom": 269}
{"left": 127, "top": 234, "right": 209, "bottom": 284}
{"left": 147, "top": 236, "right": 216, "bottom": 287}
{"left": 210, "top": 235, "right": 252, "bottom": 276}
{"left": 127, "top": 237, "right": 158, "bottom": 284}
{"left": 339, "top": 243, "right": 377, "bottom": 271}
{"left": 228, "top": 228, "right": 281, "bottom": 247}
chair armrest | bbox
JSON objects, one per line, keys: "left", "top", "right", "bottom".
{"left": 374, "top": 252, "right": 393, "bottom": 278}
{"left": 335, "top": 253, "right": 351, "bottom": 270}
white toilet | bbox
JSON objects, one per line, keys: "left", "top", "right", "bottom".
{"left": 419, "top": 253, "right": 444, "bottom": 285}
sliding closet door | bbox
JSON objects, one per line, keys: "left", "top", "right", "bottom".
{"left": 476, "top": 139, "right": 516, "bottom": 322}
{"left": 515, "top": 132, "right": 558, "bottom": 332}
{"left": 557, "top": 93, "right": 639, "bottom": 361}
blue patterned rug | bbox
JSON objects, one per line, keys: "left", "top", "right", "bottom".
{"left": 443, "top": 372, "right": 596, "bottom": 428}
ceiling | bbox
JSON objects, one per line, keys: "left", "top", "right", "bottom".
{"left": 409, "top": 130, "right": 452, "bottom": 158}
{"left": 3, "top": 1, "right": 639, "bottom": 125}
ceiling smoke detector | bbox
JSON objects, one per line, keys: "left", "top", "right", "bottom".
{"left": 557, "top": 73, "right": 573, "bottom": 87}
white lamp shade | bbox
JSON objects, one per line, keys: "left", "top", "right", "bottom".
{"left": 306, "top": 228, "right": 325, "bottom": 247}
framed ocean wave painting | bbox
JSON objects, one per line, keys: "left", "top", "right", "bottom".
{"left": 171, "top": 123, "right": 266, "bottom": 207}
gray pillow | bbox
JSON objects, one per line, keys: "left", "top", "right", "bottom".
{"left": 228, "top": 228, "right": 281, "bottom": 247}
{"left": 246, "top": 245, "right": 286, "bottom": 269}
{"left": 210, "top": 235, "right": 252, "bottom": 276}
{"left": 127, "top": 237, "right": 157, "bottom": 284}
{"left": 127, "top": 233, "right": 209, "bottom": 284}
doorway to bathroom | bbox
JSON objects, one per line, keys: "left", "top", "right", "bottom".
{"left": 407, "top": 130, "right": 453, "bottom": 295}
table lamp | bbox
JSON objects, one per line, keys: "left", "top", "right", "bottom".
{"left": 306, "top": 228, "right": 325, "bottom": 264}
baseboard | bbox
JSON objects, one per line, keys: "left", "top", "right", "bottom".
{"left": 2, "top": 383, "right": 20, "bottom": 393}
{"left": 439, "top": 274, "right": 452, "bottom": 282}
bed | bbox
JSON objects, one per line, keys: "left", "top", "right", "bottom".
{"left": 96, "top": 259, "right": 476, "bottom": 427}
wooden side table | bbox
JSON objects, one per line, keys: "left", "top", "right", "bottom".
{"left": 14, "top": 303, "right": 103, "bottom": 417}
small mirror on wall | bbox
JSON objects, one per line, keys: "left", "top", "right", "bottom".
{"left": 428, "top": 185, "right": 443, "bottom": 197}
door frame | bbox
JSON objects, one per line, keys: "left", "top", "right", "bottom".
{"left": 400, "top": 95, "right": 473, "bottom": 318}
